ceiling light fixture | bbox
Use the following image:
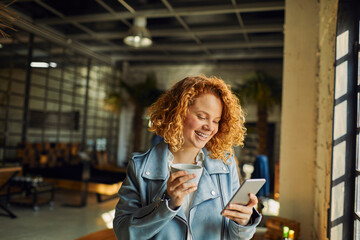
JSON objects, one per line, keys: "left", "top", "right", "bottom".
{"left": 30, "top": 62, "right": 57, "bottom": 68}
{"left": 124, "top": 17, "right": 152, "bottom": 48}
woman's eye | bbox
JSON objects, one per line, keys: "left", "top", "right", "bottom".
{"left": 198, "top": 116, "right": 206, "bottom": 120}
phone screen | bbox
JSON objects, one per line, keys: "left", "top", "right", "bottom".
{"left": 221, "top": 178, "right": 266, "bottom": 214}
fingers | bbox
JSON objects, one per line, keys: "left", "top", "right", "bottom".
{"left": 166, "top": 171, "right": 198, "bottom": 209}
{"left": 225, "top": 203, "right": 253, "bottom": 215}
{"left": 168, "top": 185, "right": 197, "bottom": 210}
{"left": 169, "top": 170, "right": 187, "bottom": 181}
{"left": 168, "top": 172, "right": 196, "bottom": 191}
{"left": 222, "top": 206, "right": 252, "bottom": 226}
{"left": 247, "top": 193, "right": 258, "bottom": 208}
{"left": 168, "top": 171, "right": 194, "bottom": 185}
{"left": 223, "top": 212, "right": 250, "bottom": 226}
{"left": 222, "top": 194, "right": 258, "bottom": 226}
{"left": 183, "top": 185, "right": 198, "bottom": 194}
{"left": 170, "top": 181, "right": 198, "bottom": 193}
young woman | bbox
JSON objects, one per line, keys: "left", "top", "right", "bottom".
{"left": 113, "top": 75, "right": 261, "bottom": 240}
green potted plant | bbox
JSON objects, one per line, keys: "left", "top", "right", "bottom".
{"left": 103, "top": 72, "right": 163, "bottom": 152}
{"left": 235, "top": 71, "right": 282, "bottom": 156}
{"left": 103, "top": 91, "right": 122, "bottom": 114}
{"left": 121, "top": 72, "right": 163, "bottom": 152}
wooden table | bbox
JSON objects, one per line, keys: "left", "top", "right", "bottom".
{"left": 0, "top": 166, "right": 22, "bottom": 218}
{"left": 76, "top": 228, "right": 116, "bottom": 240}
{"left": 0, "top": 166, "right": 22, "bottom": 174}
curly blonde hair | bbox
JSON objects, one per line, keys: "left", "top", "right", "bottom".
{"left": 147, "top": 75, "right": 246, "bottom": 163}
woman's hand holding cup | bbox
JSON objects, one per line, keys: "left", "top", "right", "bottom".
{"left": 166, "top": 171, "right": 198, "bottom": 209}
{"left": 167, "top": 164, "right": 203, "bottom": 210}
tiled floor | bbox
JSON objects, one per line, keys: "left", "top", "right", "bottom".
{"left": 0, "top": 189, "right": 117, "bottom": 240}
{"left": 0, "top": 188, "right": 267, "bottom": 240}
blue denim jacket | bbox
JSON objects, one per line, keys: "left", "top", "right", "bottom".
{"left": 113, "top": 142, "right": 261, "bottom": 240}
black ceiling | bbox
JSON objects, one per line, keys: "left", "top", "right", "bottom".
{"left": 4, "top": 0, "right": 285, "bottom": 66}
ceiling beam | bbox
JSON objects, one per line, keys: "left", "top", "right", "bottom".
{"left": 34, "top": 2, "right": 285, "bottom": 25}
{"left": 10, "top": 13, "right": 113, "bottom": 65}
{"left": 231, "top": 0, "right": 250, "bottom": 42}
{"left": 34, "top": 0, "right": 117, "bottom": 49}
{"left": 1, "top": 35, "right": 283, "bottom": 52}
{"left": 1, "top": 40, "right": 283, "bottom": 55}
{"left": 95, "top": 0, "right": 131, "bottom": 27}
{"left": 89, "top": 40, "right": 283, "bottom": 52}
{"left": 69, "top": 24, "right": 283, "bottom": 40}
{"left": 111, "top": 51, "right": 283, "bottom": 61}
{"left": 160, "top": 0, "right": 211, "bottom": 55}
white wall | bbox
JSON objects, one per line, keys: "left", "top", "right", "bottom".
{"left": 129, "top": 62, "right": 283, "bottom": 91}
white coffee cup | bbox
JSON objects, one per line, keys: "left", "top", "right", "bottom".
{"left": 170, "top": 163, "right": 203, "bottom": 184}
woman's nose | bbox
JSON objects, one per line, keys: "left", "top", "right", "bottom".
{"left": 204, "top": 121, "right": 215, "bottom": 131}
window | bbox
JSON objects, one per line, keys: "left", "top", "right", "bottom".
{"left": 0, "top": 32, "right": 120, "bottom": 164}
{"left": 329, "top": 0, "right": 359, "bottom": 239}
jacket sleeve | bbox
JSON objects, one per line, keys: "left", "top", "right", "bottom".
{"left": 228, "top": 209, "right": 261, "bottom": 239}
{"left": 113, "top": 159, "right": 178, "bottom": 240}
{"left": 227, "top": 156, "right": 262, "bottom": 240}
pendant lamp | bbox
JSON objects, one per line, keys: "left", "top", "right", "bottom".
{"left": 124, "top": 17, "right": 152, "bottom": 48}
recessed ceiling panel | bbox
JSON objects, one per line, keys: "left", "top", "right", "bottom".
{"left": 81, "top": 20, "right": 129, "bottom": 33}
{"left": 198, "top": 34, "right": 245, "bottom": 43}
{"left": 248, "top": 32, "right": 284, "bottom": 41}
{"left": 147, "top": 17, "right": 182, "bottom": 30}
{"left": 183, "top": 13, "right": 239, "bottom": 28}
{"left": 242, "top": 10, "right": 285, "bottom": 26}
{"left": 11, "top": 1, "right": 57, "bottom": 19}
{"left": 168, "top": 0, "right": 228, "bottom": 8}
{"left": 41, "top": 0, "right": 108, "bottom": 16}
{"left": 49, "top": 24, "right": 87, "bottom": 35}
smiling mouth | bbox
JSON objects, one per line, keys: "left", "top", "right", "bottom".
{"left": 195, "top": 131, "right": 209, "bottom": 140}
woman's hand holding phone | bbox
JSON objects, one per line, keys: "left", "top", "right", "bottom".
{"left": 221, "top": 193, "right": 258, "bottom": 226}
{"left": 220, "top": 178, "right": 265, "bottom": 226}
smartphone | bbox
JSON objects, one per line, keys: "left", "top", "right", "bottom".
{"left": 221, "top": 178, "right": 266, "bottom": 214}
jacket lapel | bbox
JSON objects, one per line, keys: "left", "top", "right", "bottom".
{"left": 191, "top": 167, "right": 219, "bottom": 208}
{"left": 140, "top": 143, "right": 169, "bottom": 203}
{"left": 138, "top": 143, "right": 188, "bottom": 220}
{"left": 191, "top": 150, "right": 230, "bottom": 208}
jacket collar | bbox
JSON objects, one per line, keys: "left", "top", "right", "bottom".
{"left": 202, "top": 148, "right": 230, "bottom": 174}
{"left": 141, "top": 142, "right": 169, "bottom": 180}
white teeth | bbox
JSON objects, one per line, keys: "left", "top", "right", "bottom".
{"left": 196, "top": 132, "right": 208, "bottom": 138}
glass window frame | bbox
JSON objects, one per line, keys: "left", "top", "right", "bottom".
{"left": 329, "top": 0, "right": 360, "bottom": 239}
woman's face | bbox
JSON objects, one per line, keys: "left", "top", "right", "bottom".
{"left": 182, "top": 93, "right": 223, "bottom": 151}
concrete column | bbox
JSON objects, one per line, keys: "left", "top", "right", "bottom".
{"left": 314, "top": 1, "right": 337, "bottom": 239}
{"left": 280, "top": 0, "right": 319, "bottom": 239}
{"left": 280, "top": 0, "right": 337, "bottom": 239}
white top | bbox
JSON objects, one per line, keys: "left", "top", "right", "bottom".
{"left": 168, "top": 149, "right": 204, "bottom": 240}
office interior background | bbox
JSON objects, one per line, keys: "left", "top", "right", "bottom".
{"left": 0, "top": 0, "right": 359, "bottom": 239}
